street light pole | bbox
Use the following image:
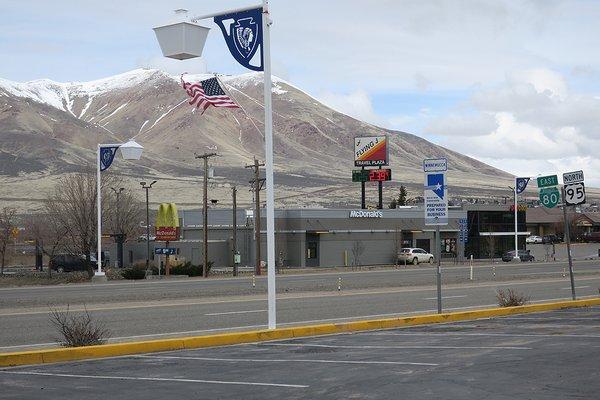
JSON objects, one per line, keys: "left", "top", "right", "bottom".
{"left": 153, "top": 1, "right": 277, "bottom": 328}
{"left": 140, "top": 181, "right": 156, "bottom": 275}
{"left": 509, "top": 185, "right": 520, "bottom": 262}
{"left": 95, "top": 140, "right": 144, "bottom": 280}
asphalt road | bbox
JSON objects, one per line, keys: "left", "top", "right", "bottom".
{"left": 2, "top": 306, "right": 599, "bottom": 399}
{"left": 1, "top": 260, "right": 599, "bottom": 309}
{"left": 1, "top": 274, "right": 599, "bottom": 350}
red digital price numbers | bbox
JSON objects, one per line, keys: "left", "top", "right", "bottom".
{"left": 368, "top": 169, "right": 391, "bottom": 181}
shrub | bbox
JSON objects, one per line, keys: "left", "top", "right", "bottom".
{"left": 496, "top": 289, "right": 530, "bottom": 307}
{"left": 49, "top": 306, "right": 110, "bottom": 347}
{"left": 121, "top": 267, "right": 146, "bottom": 280}
{"left": 170, "top": 261, "right": 213, "bottom": 277}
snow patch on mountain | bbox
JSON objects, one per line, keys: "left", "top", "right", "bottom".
{"left": 0, "top": 69, "right": 161, "bottom": 114}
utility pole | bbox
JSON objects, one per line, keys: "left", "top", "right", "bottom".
{"left": 246, "top": 157, "right": 265, "bottom": 276}
{"left": 195, "top": 152, "right": 217, "bottom": 278}
{"left": 232, "top": 186, "right": 238, "bottom": 277}
{"left": 140, "top": 181, "right": 157, "bottom": 275}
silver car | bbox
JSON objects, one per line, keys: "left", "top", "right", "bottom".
{"left": 398, "top": 248, "right": 434, "bottom": 265}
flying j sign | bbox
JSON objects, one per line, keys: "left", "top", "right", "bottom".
{"left": 354, "top": 136, "right": 389, "bottom": 166}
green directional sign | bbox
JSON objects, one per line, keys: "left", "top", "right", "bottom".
{"left": 537, "top": 175, "right": 558, "bottom": 188}
{"left": 539, "top": 187, "right": 560, "bottom": 208}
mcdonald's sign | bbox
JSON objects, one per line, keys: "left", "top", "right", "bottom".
{"left": 155, "top": 203, "right": 180, "bottom": 241}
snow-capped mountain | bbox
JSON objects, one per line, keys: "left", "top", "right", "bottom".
{"left": 0, "top": 68, "right": 517, "bottom": 211}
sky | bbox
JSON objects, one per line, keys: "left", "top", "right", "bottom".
{"left": 2, "top": 0, "right": 600, "bottom": 185}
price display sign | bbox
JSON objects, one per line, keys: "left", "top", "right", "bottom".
{"left": 368, "top": 169, "right": 392, "bottom": 182}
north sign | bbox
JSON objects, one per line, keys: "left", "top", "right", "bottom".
{"left": 563, "top": 170, "right": 584, "bottom": 185}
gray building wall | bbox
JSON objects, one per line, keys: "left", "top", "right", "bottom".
{"left": 114, "top": 207, "right": 467, "bottom": 269}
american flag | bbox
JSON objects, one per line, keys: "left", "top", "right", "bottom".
{"left": 181, "top": 76, "right": 239, "bottom": 113}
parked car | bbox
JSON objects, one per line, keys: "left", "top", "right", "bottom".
{"left": 502, "top": 250, "right": 535, "bottom": 262}
{"left": 581, "top": 231, "right": 600, "bottom": 243}
{"left": 398, "top": 248, "right": 434, "bottom": 265}
{"left": 526, "top": 235, "right": 543, "bottom": 244}
{"left": 49, "top": 254, "right": 97, "bottom": 273}
{"left": 542, "top": 234, "right": 561, "bottom": 244}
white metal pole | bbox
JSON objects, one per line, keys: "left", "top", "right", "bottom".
{"left": 469, "top": 254, "right": 473, "bottom": 280}
{"left": 262, "top": 0, "right": 277, "bottom": 329}
{"left": 96, "top": 145, "right": 103, "bottom": 276}
{"left": 513, "top": 184, "right": 519, "bottom": 262}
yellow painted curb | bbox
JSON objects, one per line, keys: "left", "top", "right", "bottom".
{"left": 1, "top": 297, "right": 599, "bottom": 368}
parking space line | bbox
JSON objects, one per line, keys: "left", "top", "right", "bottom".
{"left": 560, "top": 286, "right": 590, "bottom": 290}
{"left": 368, "top": 332, "right": 600, "bottom": 339}
{"left": 134, "top": 355, "right": 437, "bottom": 366}
{"left": 0, "top": 371, "right": 308, "bottom": 388}
{"left": 205, "top": 309, "right": 266, "bottom": 316}
{"left": 502, "top": 317, "right": 599, "bottom": 321}
{"left": 260, "top": 343, "right": 531, "bottom": 350}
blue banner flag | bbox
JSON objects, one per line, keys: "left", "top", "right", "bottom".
{"left": 100, "top": 146, "right": 119, "bottom": 171}
{"left": 214, "top": 7, "right": 263, "bottom": 71}
{"left": 516, "top": 177, "right": 530, "bottom": 194}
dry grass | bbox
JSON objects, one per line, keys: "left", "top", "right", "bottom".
{"left": 49, "top": 306, "right": 110, "bottom": 347}
{"left": 496, "top": 288, "right": 530, "bottom": 307}
{"left": 0, "top": 271, "right": 89, "bottom": 287}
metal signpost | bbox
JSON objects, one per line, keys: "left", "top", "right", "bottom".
{"left": 561, "top": 170, "right": 585, "bottom": 300}
{"left": 423, "top": 158, "right": 448, "bottom": 314}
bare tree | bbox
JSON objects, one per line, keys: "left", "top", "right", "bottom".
{"left": 104, "top": 190, "right": 144, "bottom": 242}
{"left": 351, "top": 240, "right": 365, "bottom": 270}
{"left": 0, "top": 207, "right": 17, "bottom": 275}
{"left": 24, "top": 213, "right": 68, "bottom": 277}
{"left": 44, "top": 172, "right": 144, "bottom": 276}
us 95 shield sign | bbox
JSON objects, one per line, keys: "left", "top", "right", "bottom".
{"left": 354, "top": 136, "right": 388, "bottom": 166}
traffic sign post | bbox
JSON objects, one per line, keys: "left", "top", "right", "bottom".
{"left": 154, "top": 248, "right": 176, "bottom": 255}
{"left": 423, "top": 158, "right": 448, "bottom": 315}
{"left": 562, "top": 170, "right": 585, "bottom": 300}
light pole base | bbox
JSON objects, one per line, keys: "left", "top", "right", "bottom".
{"left": 512, "top": 256, "right": 521, "bottom": 262}
{"left": 92, "top": 272, "right": 107, "bottom": 283}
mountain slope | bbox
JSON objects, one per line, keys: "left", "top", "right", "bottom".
{"left": 0, "top": 69, "right": 520, "bottom": 211}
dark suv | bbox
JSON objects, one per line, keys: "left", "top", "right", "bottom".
{"left": 502, "top": 250, "right": 535, "bottom": 262}
{"left": 542, "top": 234, "right": 561, "bottom": 244}
{"left": 49, "top": 254, "right": 96, "bottom": 273}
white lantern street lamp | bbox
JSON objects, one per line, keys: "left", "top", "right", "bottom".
{"left": 95, "top": 139, "right": 144, "bottom": 279}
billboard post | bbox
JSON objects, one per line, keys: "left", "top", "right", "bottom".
{"left": 353, "top": 136, "right": 389, "bottom": 209}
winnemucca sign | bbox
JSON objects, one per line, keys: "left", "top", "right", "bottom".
{"left": 349, "top": 210, "right": 383, "bottom": 218}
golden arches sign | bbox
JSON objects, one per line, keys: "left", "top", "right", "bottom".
{"left": 155, "top": 203, "right": 180, "bottom": 241}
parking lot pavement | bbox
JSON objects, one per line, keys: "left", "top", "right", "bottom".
{"left": 1, "top": 306, "right": 599, "bottom": 400}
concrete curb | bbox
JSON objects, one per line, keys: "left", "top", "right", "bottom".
{"left": 2, "top": 297, "right": 599, "bottom": 368}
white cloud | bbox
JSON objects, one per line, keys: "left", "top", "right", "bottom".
{"left": 426, "top": 68, "right": 600, "bottom": 184}
{"left": 317, "top": 90, "right": 387, "bottom": 126}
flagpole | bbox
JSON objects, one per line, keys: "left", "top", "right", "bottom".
{"left": 262, "top": 0, "right": 277, "bottom": 330}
